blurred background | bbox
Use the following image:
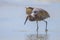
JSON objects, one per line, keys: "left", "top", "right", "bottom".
{"left": 0, "top": 0, "right": 60, "bottom": 40}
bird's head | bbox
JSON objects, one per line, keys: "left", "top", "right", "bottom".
{"left": 26, "top": 7, "right": 34, "bottom": 16}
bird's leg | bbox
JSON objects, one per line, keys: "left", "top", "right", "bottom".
{"left": 24, "top": 16, "right": 28, "bottom": 25}
{"left": 36, "top": 21, "right": 39, "bottom": 38}
{"left": 43, "top": 20, "right": 48, "bottom": 35}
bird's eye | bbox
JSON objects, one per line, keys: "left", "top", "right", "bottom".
{"left": 34, "top": 11, "right": 37, "bottom": 13}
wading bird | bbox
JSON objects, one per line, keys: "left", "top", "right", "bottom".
{"left": 24, "top": 7, "right": 50, "bottom": 38}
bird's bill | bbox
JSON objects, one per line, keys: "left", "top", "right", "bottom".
{"left": 24, "top": 16, "right": 28, "bottom": 25}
